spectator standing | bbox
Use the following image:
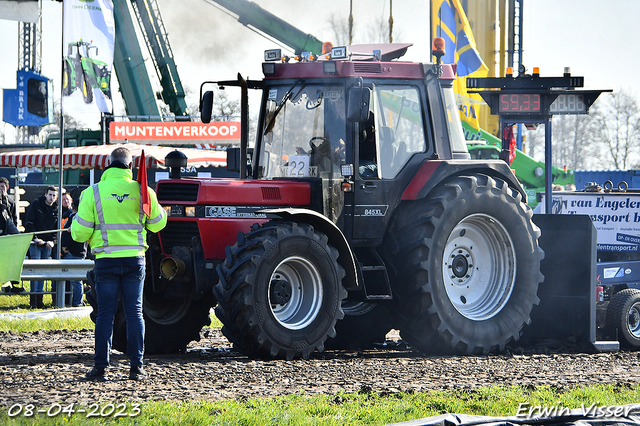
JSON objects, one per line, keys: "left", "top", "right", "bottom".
{"left": 51, "top": 188, "right": 73, "bottom": 306}
{"left": 0, "top": 177, "right": 17, "bottom": 225}
{"left": 61, "top": 196, "right": 86, "bottom": 307}
{"left": 61, "top": 189, "right": 73, "bottom": 226}
{"left": 24, "top": 185, "right": 58, "bottom": 309}
{"left": 72, "top": 147, "right": 167, "bottom": 381}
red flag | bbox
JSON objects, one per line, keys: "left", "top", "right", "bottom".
{"left": 136, "top": 149, "right": 151, "bottom": 218}
{"left": 502, "top": 125, "right": 517, "bottom": 165}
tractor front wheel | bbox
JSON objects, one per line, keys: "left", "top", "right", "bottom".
{"left": 214, "top": 221, "right": 347, "bottom": 359}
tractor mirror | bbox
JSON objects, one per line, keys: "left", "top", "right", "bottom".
{"left": 200, "top": 90, "right": 214, "bottom": 123}
{"left": 347, "top": 87, "right": 371, "bottom": 122}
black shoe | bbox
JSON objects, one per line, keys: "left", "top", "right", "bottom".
{"left": 129, "top": 365, "right": 146, "bottom": 380}
{"left": 85, "top": 366, "right": 106, "bottom": 381}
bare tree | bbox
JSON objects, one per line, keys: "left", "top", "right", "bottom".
{"left": 42, "top": 102, "right": 82, "bottom": 138}
{"left": 211, "top": 90, "right": 241, "bottom": 121}
{"left": 591, "top": 91, "right": 640, "bottom": 170}
{"left": 328, "top": 13, "right": 351, "bottom": 46}
{"left": 327, "top": 10, "right": 401, "bottom": 46}
{"left": 366, "top": 16, "right": 389, "bottom": 43}
{"left": 551, "top": 113, "right": 601, "bottom": 171}
{"left": 524, "top": 124, "right": 544, "bottom": 162}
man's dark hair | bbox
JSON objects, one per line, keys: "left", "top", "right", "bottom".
{"left": 0, "top": 177, "right": 9, "bottom": 187}
{"left": 109, "top": 147, "right": 132, "bottom": 167}
{"left": 45, "top": 185, "right": 58, "bottom": 194}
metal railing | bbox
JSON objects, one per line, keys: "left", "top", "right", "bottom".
{"left": 17, "top": 259, "right": 95, "bottom": 307}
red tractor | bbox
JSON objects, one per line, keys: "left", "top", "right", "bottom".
{"left": 135, "top": 42, "right": 543, "bottom": 358}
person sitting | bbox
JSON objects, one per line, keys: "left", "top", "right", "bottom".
{"left": 359, "top": 124, "right": 378, "bottom": 178}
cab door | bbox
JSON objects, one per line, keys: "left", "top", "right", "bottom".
{"left": 351, "top": 84, "right": 428, "bottom": 242}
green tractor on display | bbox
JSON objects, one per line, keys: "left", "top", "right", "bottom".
{"left": 62, "top": 40, "right": 112, "bottom": 104}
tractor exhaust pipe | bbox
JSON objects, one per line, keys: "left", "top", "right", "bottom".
{"left": 160, "top": 257, "right": 186, "bottom": 281}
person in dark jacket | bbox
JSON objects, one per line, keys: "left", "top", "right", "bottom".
{"left": 61, "top": 198, "right": 87, "bottom": 307}
{"left": 0, "top": 203, "right": 19, "bottom": 236}
{"left": 24, "top": 185, "right": 58, "bottom": 308}
{"left": 0, "top": 177, "right": 17, "bottom": 225}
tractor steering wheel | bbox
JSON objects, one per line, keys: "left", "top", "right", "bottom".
{"left": 309, "top": 136, "right": 331, "bottom": 150}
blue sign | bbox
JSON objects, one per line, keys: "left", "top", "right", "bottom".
{"left": 2, "top": 69, "right": 51, "bottom": 127}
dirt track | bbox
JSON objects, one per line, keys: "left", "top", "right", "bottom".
{"left": 0, "top": 328, "right": 639, "bottom": 409}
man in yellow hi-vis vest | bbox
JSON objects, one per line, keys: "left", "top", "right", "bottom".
{"left": 72, "top": 147, "right": 167, "bottom": 381}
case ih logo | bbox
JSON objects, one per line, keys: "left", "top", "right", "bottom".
{"left": 205, "top": 206, "right": 268, "bottom": 219}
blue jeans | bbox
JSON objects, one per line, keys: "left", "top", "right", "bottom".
{"left": 29, "top": 244, "right": 52, "bottom": 292}
{"left": 93, "top": 259, "right": 145, "bottom": 368}
{"left": 63, "top": 253, "right": 85, "bottom": 307}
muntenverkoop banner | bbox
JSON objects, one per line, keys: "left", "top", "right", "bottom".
{"left": 62, "top": 0, "right": 115, "bottom": 116}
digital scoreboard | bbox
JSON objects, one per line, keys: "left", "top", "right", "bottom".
{"left": 498, "top": 93, "right": 541, "bottom": 113}
{"left": 465, "top": 70, "right": 611, "bottom": 215}
{"left": 478, "top": 91, "right": 557, "bottom": 117}
{"left": 471, "top": 90, "right": 606, "bottom": 118}
{"left": 467, "top": 72, "right": 610, "bottom": 118}
{"left": 549, "top": 94, "right": 587, "bottom": 114}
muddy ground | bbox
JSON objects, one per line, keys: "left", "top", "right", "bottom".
{"left": 0, "top": 328, "right": 639, "bottom": 410}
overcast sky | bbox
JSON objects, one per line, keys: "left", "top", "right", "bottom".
{"left": 1, "top": 0, "right": 639, "bottom": 142}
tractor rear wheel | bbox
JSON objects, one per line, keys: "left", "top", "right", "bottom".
{"left": 606, "top": 288, "right": 640, "bottom": 349}
{"left": 142, "top": 292, "right": 213, "bottom": 354}
{"left": 62, "top": 61, "right": 72, "bottom": 96}
{"left": 383, "top": 174, "right": 543, "bottom": 354}
{"left": 214, "top": 221, "right": 347, "bottom": 359}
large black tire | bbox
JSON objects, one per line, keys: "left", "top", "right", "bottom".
{"left": 325, "top": 301, "right": 394, "bottom": 350}
{"left": 81, "top": 75, "right": 93, "bottom": 104}
{"left": 62, "top": 61, "right": 72, "bottom": 96}
{"left": 214, "top": 221, "right": 347, "bottom": 359}
{"left": 87, "top": 271, "right": 213, "bottom": 354}
{"left": 382, "top": 174, "right": 543, "bottom": 355}
{"left": 606, "top": 288, "right": 640, "bottom": 350}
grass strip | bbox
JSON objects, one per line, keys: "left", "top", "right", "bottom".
{"left": 0, "top": 384, "right": 638, "bottom": 425}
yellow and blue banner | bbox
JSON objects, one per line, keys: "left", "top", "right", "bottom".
{"left": 432, "top": 0, "right": 488, "bottom": 134}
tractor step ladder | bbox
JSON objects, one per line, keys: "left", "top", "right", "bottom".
{"left": 356, "top": 248, "right": 393, "bottom": 300}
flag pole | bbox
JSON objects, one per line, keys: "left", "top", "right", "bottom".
{"left": 57, "top": 0, "right": 66, "bottom": 261}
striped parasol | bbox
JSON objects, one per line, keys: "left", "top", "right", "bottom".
{"left": 0, "top": 143, "right": 227, "bottom": 169}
